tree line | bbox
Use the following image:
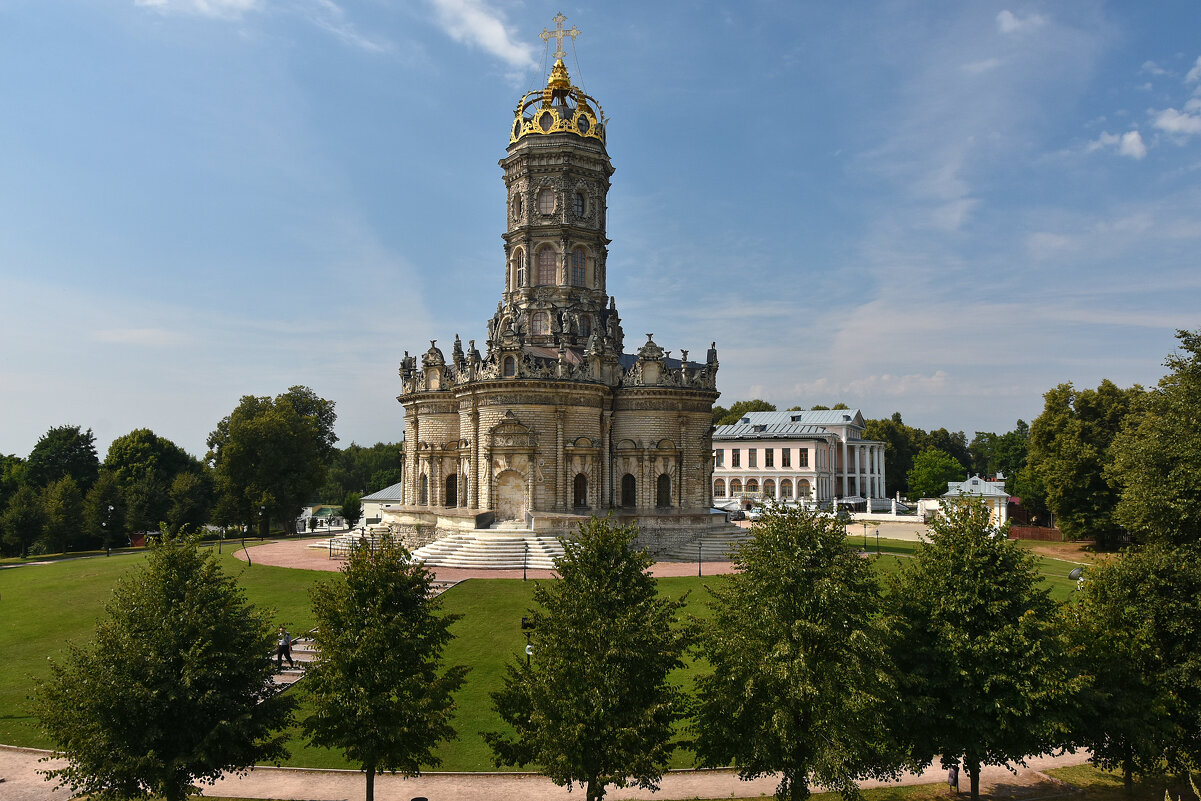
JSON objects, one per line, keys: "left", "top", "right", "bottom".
{"left": 718, "top": 328, "right": 1201, "bottom": 547}
{"left": 0, "top": 385, "right": 403, "bottom": 558}
{"left": 34, "top": 499, "right": 1201, "bottom": 801}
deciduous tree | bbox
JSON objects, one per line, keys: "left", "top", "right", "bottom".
{"left": 486, "top": 518, "right": 687, "bottom": 801}
{"left": 1067, "top": 543, "right": 1201, "bottom": 791}
{"left": 207, "top": 386, "right": 337, "bottom": 534}
{"left": 304, "top": 534, "right": 467, "bottom": 801}
{"left": 906, "top": 448, "right": 964, "bottom": 499}
{"left": 341, "top": 491, "right": 362, "bottom": 529}
{"left": 27, "top": 425, "right": 99, "bottom": 491}
{"left": 1, "top": 484, "right": 45, "bottom": 557}
{"left": 887, "top": 500, "right": 1073, "bottom": 800}
{"left": 33, "top": 533, "right": 295, "bottom": 801}
{"left": 167, "top": 471, "right": 212, "bottom": 534}
{"left": 1108, "top": 329, "right": 1201, "bottom": 546}
{"left": 693, "top": 505, "right": 902, "bottom": 801}
{"left": 715, "top": 399, "right": 777, "bottom": 426}
{"left": 41, "top": 475, "right": 84, "bottom": 553}
{"left": 1028, "top": 379, "right": 1139, "bottom": 547}
{"left": 83, "top": 470, "right": 126, "bottom": 550}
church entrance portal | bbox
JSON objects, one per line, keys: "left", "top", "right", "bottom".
{"left": 495, "top": 470, "right": 526, "bottom": 521}
{"left": 573, "top": 473, "right": 588, "bottom": 508}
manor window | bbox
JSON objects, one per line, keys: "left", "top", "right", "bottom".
{"left": 537, "top": 247, "right": 557, "bottom": 285}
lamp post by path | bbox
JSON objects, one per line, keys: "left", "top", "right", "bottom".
{"left": 697, "top": 538, "right": 702, "bottom": 577}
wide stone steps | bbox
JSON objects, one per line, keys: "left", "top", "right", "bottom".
{"left": 410, "top": 530, "right": 565, "bottom": 570}
{"left": 271, "top": 637, "right": 316, "bottom": 687}
{"left": 657, "top": 529, "right": 752, "bottom": 562}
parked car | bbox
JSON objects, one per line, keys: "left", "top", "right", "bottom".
{"left": 728, "top": 509, "right": 746, "bottom": 521}
{"left": 746, "top": 507, "right": 763, "bottom": 521}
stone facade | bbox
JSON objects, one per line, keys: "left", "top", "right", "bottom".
{"left": 384, "top": 46, "right": 726, "bottom": 550}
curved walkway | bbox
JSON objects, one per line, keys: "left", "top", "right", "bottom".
{"left": 0, "top": 744, "right": 1092, "bottom": 801}
{"left": 232, "top": 536, "right": 737, "bottom": 579}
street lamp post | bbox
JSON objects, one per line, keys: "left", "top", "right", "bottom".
{"left": 523, "top": 542, "right": 528, "bottom": 582}
{"left": 697, "top": 539, "right": 702, "bottom": 577}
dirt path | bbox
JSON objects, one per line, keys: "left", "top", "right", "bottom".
{"left": 0, "top": 744, "right": 1092, "bottom": 801}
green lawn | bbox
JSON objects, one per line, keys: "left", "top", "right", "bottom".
{"left": 0, "top": 539, "right": 1085, "bottom": 770}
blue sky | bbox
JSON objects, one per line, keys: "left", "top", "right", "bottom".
{"left": 2, "top": 1, "right": 1200, "bottom": 460}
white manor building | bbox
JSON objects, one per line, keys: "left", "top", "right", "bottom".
{"left": 712, "top": 409, "right": 886, "bottom": 508}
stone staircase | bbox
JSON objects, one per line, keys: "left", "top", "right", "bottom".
{"left": 656, "top": 528, "right": 752, "bottom": 563}
{"left": 409, "top": 529, "right": 565, "bottom": 570}
{"left": 271, "top": 635, "right": 316, "bottom": 687}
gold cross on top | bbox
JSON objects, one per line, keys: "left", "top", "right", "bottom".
{"left": 540, "top": 12, "right": 579, "bottom": 61}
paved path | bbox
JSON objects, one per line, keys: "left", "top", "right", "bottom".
{"left": 233, "top": 536, "right": 737, "bottom": 579}
{"left": 0, "top": 744, "right": 1091, "bottom": 800}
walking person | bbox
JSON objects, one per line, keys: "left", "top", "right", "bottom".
{"left": 276, "top": 626, "right": 294, "bottom": 669}
{"left": 947, "top": 760, "right": 960, "bottom": 795}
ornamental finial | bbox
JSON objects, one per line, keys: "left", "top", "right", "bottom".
{"left": 540, "top": 12, "right": 579, "bottom": 61}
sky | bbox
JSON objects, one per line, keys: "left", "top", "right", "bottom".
{"left": 2, "top": 0, "right": 1200, "bottom": 461}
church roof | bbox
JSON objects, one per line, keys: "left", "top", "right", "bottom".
{"left": 943, "top": 476, "right": 1009, "bottom": 499}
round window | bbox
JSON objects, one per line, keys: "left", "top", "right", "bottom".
{"left": 538, "top": 111, "right": 554, "bottom": 132}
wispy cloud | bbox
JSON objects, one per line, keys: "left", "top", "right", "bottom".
{"left": 426, "top": 0, "right": 536, "bottom": 72}
{"left": 1186, "top": 55, "right": 1201, "bottom": 84}
{"left": 303, "top": 0, "right": 391, "bottom": 54}
{"left": 996, "top": 10, "right": 1047, "bottom": 34}
{"left": 1153, "top": 104, "right": 1201, "bottom": 137}
{"left": 1087, "top": 129, "right": 1147, "bottom": 158}
{"left": 1141, "top": 60, "right": 1168, "bottom": 76}
{"left": 134, "top": 0, "right": 259, "bottom": 19}
{"left": 93, "top": 327, "right": 189, "bottom": 346}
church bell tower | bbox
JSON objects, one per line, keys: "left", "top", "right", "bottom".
{"left": 494, "top": 14, "right": 614, "bottom": 352}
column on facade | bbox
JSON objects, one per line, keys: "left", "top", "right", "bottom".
{"left": 841, "top": 440, "right": 848, "bottom": 498}
{"left": 640, "top": 450, "right": 649, "bottom": 508}
{"left": 470, "top": 410, "right": 480, "bottom": 509}
{"left": 526, "top": 458, "right": 535, "bottom": 519}
{"left": 678, "top": 418, "right": 687, "bottom": 508}
{"left": 408, "top": 417, "right": 421, "bottom": 505}
{"left": 482, "top": 438, "right": 493, "bottom": 511}
{"left": 601, "top": 410, "right": 612, "bottom": 508}
{"left": 555, "top": 410, "right": 565, "bottom": 511}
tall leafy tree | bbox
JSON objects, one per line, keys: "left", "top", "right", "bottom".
{"left": 0, "top": 453, "right": 26, "bottom": 512}
{"left": 1028, "top": 379, "right": 1140, "bottom": 546}
{"left": 41, "top": 475, "right": 84, "bottom": 553}
{"left": 1108, "top": 329, "right": 1201, "bottom": 546}
{"left": 26, "top": 425, "right": 99, "bottom": 491}
{"left": 123, "top": 473, "right": 168, "bottom": 535}
{"left": 83, "top": 471, "right": 126, "bottom": 550}
{"left": 207, "top": 386, "right": 337, "bottom": 534}
{"left": 887, "top": 500, "right": 1073, "bottom": 800}
{"left": 33, "top": 533, "right": 295, "bottom": 801}
{"left": 715, "top": 399, "right": 777, "bottom": 426}
{"left": 919, "top": 428, "right": 971, "bottom": 473}
{"left": 341, "top": 491, "right": 362, "bottom": 529}
{"left": 167, "top": 471, "right": 212, "bottom": 534}
{"left": 1067, "top": 544, "right": 1201, "bottom": 791}
{"left": 304, "top": 534, "right": 467, "bottom": 801}
{"left": 1, "top": 484, "right": 46, "bottom": 557}
{"left": 906, "top": 448, "right": 965, "bottom": 499}
{"left": 693, "top": 505, "right": 902, "bottom": 801}
{"left": 864, "top": 412, "right": 922, "bottom": 498}
{"left": 486, "top": 518, "right": 687, "bottom": 801}
{"left": 104, "top": 428, "right": 199, "bottom": 489}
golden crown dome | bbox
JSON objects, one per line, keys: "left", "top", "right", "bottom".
{"left": 510, "top": 17, "right": 606, "bottom": 145}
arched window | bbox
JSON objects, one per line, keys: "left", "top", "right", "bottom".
{"left": 512, "top": 194, "right": 523, "bottom": 220}
{"left": 513, "top": 249, "right": 526, "bottom": 288}
{"left": 780, "top": 479, "right": 793, "bottom": 499}
{"left": 620, "top": 474, "right": 636, "bottom": 508}
{"left": 537, "top": 187, "right": 554, "bottom": 214}
{"left": 656, "top": 474, "right": 672, "bottom": 508}
{"left": 763, "top": 479, "right": 775, "bottom": 498}
{"left": 797, "top": 479, "right": 811, "bottom": 499}
{"left": 713, "top": 478, "right": 726, "bottom": 497}
{"left": 419, "top": 474, "right": 429, "bottom": 506}
{"left": 570, "top": 247, "right": 586, "bottom": 287}
{"left": 531, "top": 312, "right": 550, "bottom": 335}
{"left": 579, "top": 315, "right": 591, "bottom": 337}
{"left": 503, "top": 356, "right": 516, "bottom": 377}
{"left": 730, "top": 479, "right": 742, "bottom": 495}
{"left": 746, "top": 479, "right": 759, "bottom": 494}
{"left": 573, "top": 473, "right": 588, "bottom": 508}
{"left": 573, "top": 191, "right": 586, "bottom": 217}
{"left": 444, "top": 474, "right": 458, "bottom": 508}
{"left": 537, "top": 247, "right": 557, "bottom": 285}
